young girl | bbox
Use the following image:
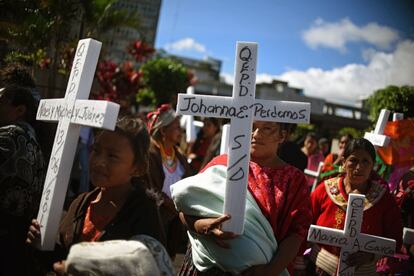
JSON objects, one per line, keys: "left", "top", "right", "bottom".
{"left": 26, "top": 116, "right": 165, "bottom": 274}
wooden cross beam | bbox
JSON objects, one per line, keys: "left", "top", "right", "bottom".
{"left": 364, "top": 109, "right": 391, "bottom": 148}
{"left": 176, "top": 42, "right": 311, "bottom": 234}
{"left": 35, "top": 39, "right": 120, "bottom": 250}
{"left": 305, "top": 161, "right": 325, "bottom": 192}
{"left": 307, "top": 193, "right": 396, "bottom": 275}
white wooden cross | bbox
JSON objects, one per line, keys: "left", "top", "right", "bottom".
{"left": 184, "top": 86, "right": 197, "bottom": 143}
{"left": 176, "top": 42, "right": 311, "bottom": 234}
{"left": 393, "top": 112, "right": 404, "bottom": 121}
{"left": 307, "top": 194, "right": 396, "bottom": 275}
{"left": 403, "top": 227, "right": 414, "bottom": 245}
{"left": 35, "top": 38, "right": 120, "bottom": 250}
{"left": 220, "top": 123, "right": 231, "bottom": 154}
{"left": 364, "top": 109, "right": 391, "bottom": 148}
{"left": 305, "top": 161, "right": 325, "bottom": 192}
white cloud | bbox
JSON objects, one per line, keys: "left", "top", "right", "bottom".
{"left": 303, "top": 18, "right": 399, "bottom": 52}
{"left": 221, "top": 40, "right": 414, "bottom": 105}
{"left": 220, "top": 73, "right": 233, "bottom": 84}
{"left": 256, "top": 73, "right": 276, "bottom": 84}
{"left": 221, "top": 73, "right": 284, "bottom": 85}
{"left": 280, "top": 40, "right": 414, "bottom": 104}
{"left": 164, "top": 38, "right": 206, "bottom": 53}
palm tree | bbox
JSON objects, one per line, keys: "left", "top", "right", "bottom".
{"left": 80, "top": 0, "right": 141, "bottom": 39}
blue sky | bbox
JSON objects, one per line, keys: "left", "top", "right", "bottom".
{"left": 155, "top": 0, "right": 414, "bottom": 105}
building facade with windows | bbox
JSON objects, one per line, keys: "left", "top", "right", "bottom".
{"left": 103, "top": 0, "right": 162, "bottom": 63}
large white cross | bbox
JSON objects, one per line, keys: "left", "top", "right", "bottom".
{"left": 36, "top": 39, "right": 120, "bottom": 250}
{"left": 307, "top": 194, "right": 396, "bottom": 275}
{"left": 176, "top": 42, "right": 311, "bottom": 234}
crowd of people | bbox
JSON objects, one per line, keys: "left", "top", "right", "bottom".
{"left": 0, "top": 63, "right": 413, "bottom": 275}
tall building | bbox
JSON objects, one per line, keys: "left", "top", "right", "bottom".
{"left": 168, "top": 54, "right": 226, "bottom": 94}
{"left": 103, "top": 0, "right": 162, "bottom": 63}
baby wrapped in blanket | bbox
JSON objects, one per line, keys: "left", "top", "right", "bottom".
{"left": 171, "top": 165, "right": 289, "bottom": 275}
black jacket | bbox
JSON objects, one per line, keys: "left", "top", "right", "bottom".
{"left": 34, "top": 184, "right": 165, "bottom": 272}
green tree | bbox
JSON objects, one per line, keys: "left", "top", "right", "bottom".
{"left": 291, "top": 124, "right": 315, "bottom": 143}
{"left": 1, "top": 1, "right": 56, "bottom": 68}
{"left": 2, "top": 0, "right": 141, "bottom": 97}
{"left": 2, "top": 0, "right": 87, "bottom": 96}
{"left": 139, "top": 58, "right": 192, "bottom": 106}
{"left": 367, "top": 85, "right": 414, "bottom": 122}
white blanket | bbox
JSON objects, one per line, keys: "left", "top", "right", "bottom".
{"left": 171, "top": 165, "right": 289, "bottom": 275}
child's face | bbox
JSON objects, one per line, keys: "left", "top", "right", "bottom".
{"left": 89, "top": 131, "right": 140, "bottom": 188}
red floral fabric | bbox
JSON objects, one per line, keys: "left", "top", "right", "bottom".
{"left": 203, "top": 154, "right": 312, "bottom": 241}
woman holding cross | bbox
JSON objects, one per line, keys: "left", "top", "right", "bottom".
{"left": 309, "top": 138, "right": 403, "bottom": 275}
{"left": 172, "top": 121, "right": 312, "bottom": 275}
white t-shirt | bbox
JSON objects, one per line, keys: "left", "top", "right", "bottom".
{"left": 162, "top": 161, "right": 184, "bottom": 197}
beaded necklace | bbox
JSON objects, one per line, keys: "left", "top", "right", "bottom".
{"left": 159, "top": 143, "right": 177, "bottom": 173}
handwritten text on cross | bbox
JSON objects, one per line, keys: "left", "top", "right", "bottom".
{"left": 176, "top": 42, "right": 311, "bottom": 234}
{"left": 307, "top": 194, "right": 396, "bottom": 276}
{"left": 36, "top": 39, "right": 120, "bottom": 250}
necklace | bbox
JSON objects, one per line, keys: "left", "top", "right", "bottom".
{"left": 159, "top": 143, "right": 177, "bottom": 172}
{"left": 109, "top": 200, "right": 118, "bottom": 208}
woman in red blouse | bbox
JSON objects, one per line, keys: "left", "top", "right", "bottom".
{"left": 178, "top": 121, "right": 312, "bottom": 275}
{"left": 310, "top": 138, "right": 403, "bottom": 275}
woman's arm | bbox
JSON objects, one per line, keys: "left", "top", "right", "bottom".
{"left": 241, "top": 233, "right": 303, "bottom": 275}
{"left": 267, "top": 233, "right": 303, "bottom": 274}
{"left": 179, "top": 212, "right": 236, "bottom": 248}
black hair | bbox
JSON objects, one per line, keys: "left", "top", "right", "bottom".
{"left": 0, "top": 63, "right": 36, "bottom": 88}
{"left": 1, "top": 85, "right": 54, "bottom": 160}
{"left": 204, "top": 117, "right": 221, "bottom": 131}
{"left": 1, "top": 85, "right": 37, "bottom": 124}
{"left": 341, "top": 133, "right": 354, "bottom": 141}
{"left": 114, "top": 116, "right": 150, "bottom": 174}
{"left": 305, "top": 132, "right": 318, "bottom": 141}
{"left": 281, "top": 123, "right": 296, "bottom": 134}
{"left": 343, "top": 138, "right": 376, "bottom": 163}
